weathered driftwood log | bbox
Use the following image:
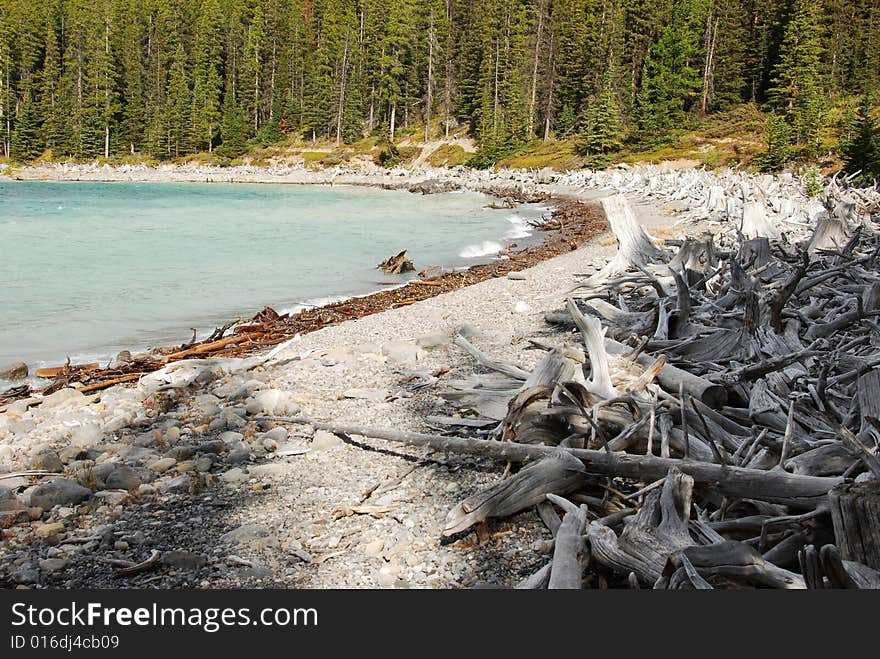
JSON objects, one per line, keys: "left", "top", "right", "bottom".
{"left": 515, "top": 562, "right": 552, "bottom": 589}
{"left": 829, "top": 481, "right": 880, "bottom": 570}
{"left": 798, "top": 543, "right": 880, "bottom": 589}
{"left": 262, "top": 416, "right": 842, "bottom": 508}
{"left": 587, "top": 467, "right": 695, "bottom": 584}
{"left": 545, "top": 494, "right": 589, "bottom": 589}
{"left": 604, "top": 335, "right": 727, "bottom": 408}
{"left": 377, "top": 250, "right": 415, "bottom": 274}
{"left": 659, "top": 540, "right": 805, "bottom": 589}
{"left": 579, "top": 194, "right": 667, "bottom": 286}
{"left": 566, "top": 298, "right": 727, "bottom": 407}
{"left": 443, "top": 451, "right": 588, "bottom": 536}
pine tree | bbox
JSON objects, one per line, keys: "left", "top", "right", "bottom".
{"left": 39, "top": 3, "right": 69, "bottom": 154}
{"left": 164, "top": 43, "right": 192, "bottom": 158}
{"left": 757, "top": 111, "right": 794, "bottom": 171}
{"left": 841, "top": 95, "right": 880, "bottom": 179}
{"left": 577, "top": 69, "right": 623, "bottom": 166}
{"left": 218, "top": 90, "right": 249, "bottom": 157}
{"left": 192, "top": 0, "right": 224, "bottom": 152}
{"left": 10, "top": 92, "right": 42, "bottom": 161}
{"left": 634, "top": 0, "right": 708, "bottom": 141}
{"left": 769, "top": 0, "right": 826, "bottom": 151}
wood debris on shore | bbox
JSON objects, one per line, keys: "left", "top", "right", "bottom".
{"left": 266, "top": 189, "right": 880, "bottom": 589}
{"left": 0, "top": 198, "right": 605, "bottom": 410}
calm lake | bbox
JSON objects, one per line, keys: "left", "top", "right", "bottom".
{"left": 0, "top": 181, "right": 549, "bottom": 382}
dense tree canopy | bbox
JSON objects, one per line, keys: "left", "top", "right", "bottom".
{"left": 0, "top": 0, "right": 878, "bottom": 166}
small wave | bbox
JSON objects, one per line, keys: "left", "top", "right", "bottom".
{"left": 504, "top": 215, "right": 533, "bottom": 240}
{"left": 279, "top": 294, "right": 351, "bottom": 316}
{"left": 459, "top": 241, "right": 504, "bottom": 258}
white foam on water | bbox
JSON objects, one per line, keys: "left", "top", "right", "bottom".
{"left": 504, "top": 214, "right": 533, "bottom": 240}
{"left": 459, "top": 240, "right": 504, "bottom": 258}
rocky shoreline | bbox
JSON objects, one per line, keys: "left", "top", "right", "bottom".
{"left": 5, "top": 163, "right": 871, "bottom": 589}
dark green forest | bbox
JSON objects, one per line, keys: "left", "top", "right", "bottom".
{"left": 1, "top": 0, "right": 879, "bottom": 173}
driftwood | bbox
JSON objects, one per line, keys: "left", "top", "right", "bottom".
{"left": 377, "top": 250, "right": 415, "bottom": 274}
{"left": 545, "top": 494, "right": 589, "bottom": 589}
{"left": 588, "top": 467, "right": 696, "bottom": 584}
{"left": 443, "top": 451, "right": 588, "bottom": 536}
{"left": 829, "top": 482, "right": 880, "bottom": 570}
{"left": 264, "top": 417, "right": 842, "bottom": 508}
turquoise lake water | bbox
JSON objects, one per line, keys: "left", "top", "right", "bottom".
{"left": 0, "top": 181, "right": 549, "bottom": 380}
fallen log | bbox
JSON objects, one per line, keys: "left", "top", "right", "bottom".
{"left": 261, "top": 416, "right": 842, "bottom": 508}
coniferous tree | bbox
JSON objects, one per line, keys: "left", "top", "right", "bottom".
{"left": 192, "top": 0, "right": 224, "bottom": 152}
{"left": 841, "top": 95, "right": 880, "bottom": 179}
{"left": 634, "top": 0, "right": 708, "bottom": 141}
{"left": 769, "top": 0, "right": 826, "bottom": 151}
{"left": 577, "top": 68, "right": 623, "bottom": 166}
{"left": 10, "top": 92, "right": 42, "bottom": 161}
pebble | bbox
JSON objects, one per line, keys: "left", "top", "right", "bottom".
{"left": 38, "top": 558, "right": 68, "bottom": 573}
{"left": 105, "top": 466, "right": 144, "bottom": 490}
{"left": 12, "top": 564, "right": 40, "bottom": 585}
{"left": 220, "top": 431, "right": 245, "bottom": 444}
{"left": 29, "top": 450, "right": 64, "bottom": 473}
{"left": 35, "top": 522, "right": 65, "bottom": 538}
{"left": 30, "top": 479, "right": 92, "bottom": 509}
{"left": 226, "top": 450, "right": 251, "bottom": 465}
{"left": 159, "top": 475, "right": 191, "bottom": 494}
{"left": 260, "top": 427, "right": 289, "bottom": 443}
{"left": 149, "top": 457, "right": 177, "bottom": 473}
{"left": 219, "top": 468, "right": 247, "bottom": 483}
{"left": 220, "top": 524, "right": 276, "bottom": 548}
{"left": 162, "top": 550, "right": 208, "bottom": 570}
{"left": 312, "top": 430, "right": 343, "bottom": 451}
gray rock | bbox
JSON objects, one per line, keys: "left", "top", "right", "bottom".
{"left": 30, "top": 479, "right": 92, "bottom": 509}
{"left": 220, "top": 524, "right": 273, "bottom": 546}
{"left": 105, "top": 466, "right": 144, "bottom": 490}
{"left": 312, "top": 430, "right": 343, "bottom": 451}
{"left": 38, "top": 558, "right": 69, "bottom": 573}
{"left": 195, "top": 456, "right": 215, "bottom": 472}
{"left": 12, "top": 564, "right": 40, "bottom": 585}
{"left": 0, "top": 361, "right": 28, "bottom": 380}
{"left": 0, "top": 485, "right": 14, "bottom": 502}
{"left": 260, "top": 427, "right": 289, "bottom": 443}
{"left": 219, "top": 431, "right": 244, "bottom": 444}
{"left": 235, "top": 564, "right": 273, "bottom": 579}
{"left": 29, "top": 450, "right": 64, "bottom": 473}
{"left": 159, "top": 475, "right": 191, "bottom": 494}
{"left": 197, "top": 440, "right": 224, "bottom": 454}
{"left": 162, "top": 550, "right": 208, "bottom": 570}
{"left": 381, "top": 341, "right": 421, "bottom": 365}
{"left": 80, "top": 463, "right": 116, "bottom": 489}
{"left": 507, "top": 271, "right": 527, "bottom": 280}
{"left": 165, "top": 445, "right": 197, "bottom": 461}
{"left": 59, "top": 447, "right": 88, "bottom": 464}
{"left": 226, "top": 449, "right": 251, "bottom": 465}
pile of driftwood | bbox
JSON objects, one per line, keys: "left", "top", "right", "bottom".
{"left": 270, "top": 192, "right": 880, "bottom": 589}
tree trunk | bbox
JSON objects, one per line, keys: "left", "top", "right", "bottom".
{"left": 829, "top": 482, "right": 880, "bottom": 570}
